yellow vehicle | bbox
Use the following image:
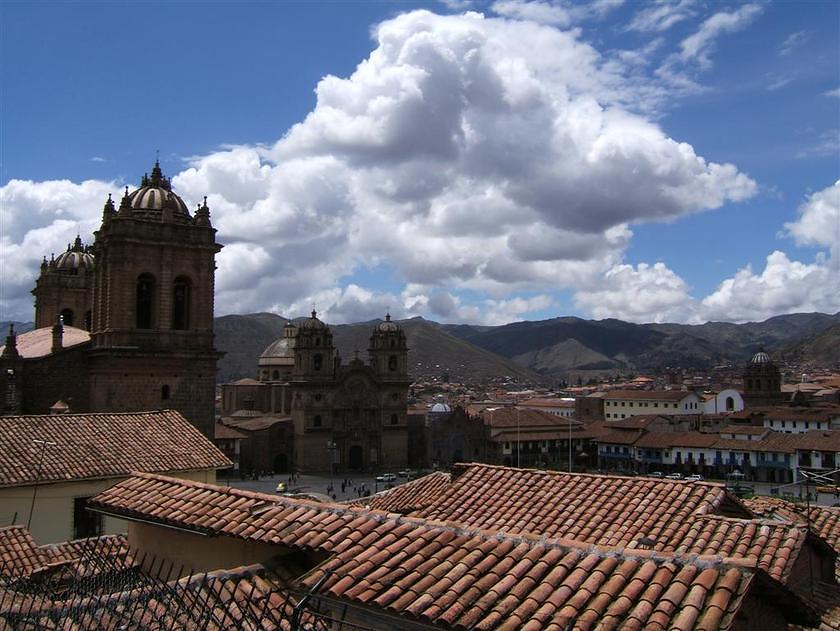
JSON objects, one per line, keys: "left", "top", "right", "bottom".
{"left": 276, "top": 482, "right": 286, "bottom": 493}
{"left": 816, "top": 485, "right": 840, "bottom": 495}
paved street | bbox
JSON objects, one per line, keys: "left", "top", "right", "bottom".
{"left": 223, "top": 471, "right": 410, "bottom": 502}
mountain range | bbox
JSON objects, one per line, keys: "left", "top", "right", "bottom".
{"left": 4, "top": 311, "right": 838, "bottom": 385}
{"left": 211, "top": 311, "right": 840, "bottom": 384}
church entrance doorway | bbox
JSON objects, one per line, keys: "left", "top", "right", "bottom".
{"left": 273, "top": 453, "right": 289, "bottom": 473}
{"left": 349, "top": 445, "right": 364, "bottom": 471}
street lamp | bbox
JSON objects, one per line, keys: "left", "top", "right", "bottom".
{"left": 326, "top": 440, "right": 337, "bottom": 497}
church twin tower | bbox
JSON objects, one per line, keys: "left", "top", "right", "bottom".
{"left": 27, "top": 162, "right": 220, "bottom": 438}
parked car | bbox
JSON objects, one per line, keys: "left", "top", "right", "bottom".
{"left": 275, "top": 482, "right": 286, "bottom": 493}
{"left": 397, "top": 470, "right": 412, "bottom": 478}
{"left": 376, "top": 473, "right": 397, "bottom": 482}
{"left": 665, "top": 473, "right": 683, "bottom": 480}
{"left": 686, "top": 474, "right": 703, "bottom": 482}
{"left": 649, "top": 471, "right": 664, "bottom": 478}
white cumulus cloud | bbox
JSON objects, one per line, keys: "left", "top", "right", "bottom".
{"left": 783, "top": 181, "right": 840, "bottom": 257}
{"left": 701, "top": 251, "right": 839, "bottom": 322}
{"left": 2, "top": 9, "right": 759, "bottom": 324}
{"left": 573, "top": 262, "right": 696, "bottom": 323}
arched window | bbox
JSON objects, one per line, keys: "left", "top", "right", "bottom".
{"left": 136, "top": 274, "right": 156, "bottom": 329}
{"left": 161, "top": 385, "right": 170, "bottom": 400}
{"left": 725, "top": 396, "right": 735, "bottom": 411}
{"left": 84, "top": 310, "right": 92, "bottom": 331}
{"left": 172, "top": 276, "right": 191, "bottom": 330}
{"left": 388, "top": 355, "right": 397, "bottom": 371}
{"left": 314, "top": 354, "right": 323, "bottom": 371}
{"left": 390, "top": 339, "right": 396, "bottom": 348}
{"left": 390, "top": 413, "right": 398, "bottom": 425}
{"left": 60, "top": 308, "right": 74, "bottom": 327}
{"left": 314, "top": 415, "right": 322, "bottom": 427}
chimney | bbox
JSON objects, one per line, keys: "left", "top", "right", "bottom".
{"left": 52, "top": 316, "right": 64, "bottom": 353}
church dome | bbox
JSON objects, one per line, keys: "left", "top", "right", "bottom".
{"left": 124, "top": 161, "right": 192, "bottom": 224}
{"left": 430, "top": 402, "right": 451, "bottom": 413}
{"left": 376, "top": 313, "right": 400, "bottom": 332}
{"left": 751, "top": 351, "right": 772, "bottom": 364}
{"left": 52, "top": 236, "right": 94, "bottom": 273}
{"left": 260, "top": 337, "right": 295, "bottom": 359}
{"left": 301, "top": 310, "right": 328, "bottom": 330}
{"left": 259, "top": 322, "right": 298, "bottom": 367}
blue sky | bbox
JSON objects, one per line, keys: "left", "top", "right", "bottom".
{"left": 1, "top": 0, "right": 838, "bottom": 325}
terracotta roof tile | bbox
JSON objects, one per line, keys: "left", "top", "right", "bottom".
{"left": 300, "top": 520, "right": 773, "bottom": 630}
{"left": 0, "top": 325, "right": 90, "bottom": 359}
{"left": 411, "top": 464, "right": 736, "bottom": 551}
{"left": 0, "top": 410, "right": 230, "bottom": 488}
{"left": 87, "top": 470, "right": 826, "bottom": 629}
{"left": 0, "top": 526, "right": 48, "bottom": 578}
{"left": 345, "top": 471, "right": 452, "bottom": 513}
{"left": 214, "top": 423, "right": 247, "bottom": 440}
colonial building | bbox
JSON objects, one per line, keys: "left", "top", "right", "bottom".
{"left": 220, "top": 312, "right": 410, "bottom": 473}
{"left": 0, "top": 162, "right": 222, "bottom": 439}
{"left": 601, "top": 389, "right": 703, "bottom": 419}
{"left": 0, "top": 410, "right": 229, "bottom": 544}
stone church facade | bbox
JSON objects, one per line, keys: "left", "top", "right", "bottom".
{"left": 220, "top": 313, "right": 410, "bottom": 473}
{"left": 1, "top": 162, "right": 221, "bottom": 439}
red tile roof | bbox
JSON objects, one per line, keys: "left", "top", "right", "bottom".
{"left": 0, "top": 525, "right": 48, "bottom": 577}
{"left": 744, "top": 497, "right": 840, "bottom": 559}
{"left": 88, "top": 472, "right": 825, "bottom": 629}
{"left": 0, "top": 410, "right": 231, "bottom": 488}
{"left": 3, "top": 561, "right": 324, "bottom": 631}
{"left": 0, "top": 326, "right": 90, "bottom": 359}
{"left": 214, "top": 423, "right": 247, "bottom": 440}
{"left": 0, "top": 526, "right": 129, "bottom": 580}
{"left": 603, "top": 414, "right": 669, "bottom": 429}
{"left": 300, "top": 520, "right": 786, "bottom": 631}
{"left": 596, "top": 428, "right": 645, "bottom": 445}
{"left": 674, "top": 515, "right": 807, "bottom": 583}
{"left": 720, "top": 425, "right": 770, "bottom": 436}
{"left": 348, "top": 471, "right": 452, "bottom": 513}
{"left": 478, "top": 407, "right": 576, "bottom": 428}
{"left": 753, "top": 406, "right": 840, "bottom": 422}
{"left": 89, "top": 473, "right": 373, "bottom": 552}
{"left": 411, "top": 464, "right": 746, "bottom": 550}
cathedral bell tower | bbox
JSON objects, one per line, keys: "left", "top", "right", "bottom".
{"left": 368, "top": 313, "right": 408, "bottom": 380}
{"left": 369, "top": 313, "right": 410, "bottom": 431}
{"left": 87, "top": 161, "right": 222, "bottom": 438}
{"left": 32, "top": 235, "right": 95, "bottom": 330}
{"left": 292, "top": 311, "right": 336, "bottom": 381}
